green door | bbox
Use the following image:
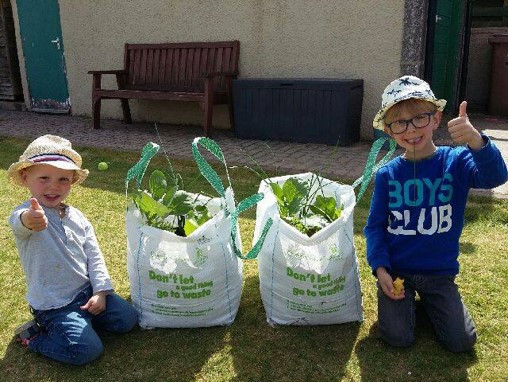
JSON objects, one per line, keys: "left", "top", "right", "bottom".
{"left": 16, "top": 0, "right": 70, "bottom": 113}
{"left": 430, "top": 0, "right": 466, "bottom": 112}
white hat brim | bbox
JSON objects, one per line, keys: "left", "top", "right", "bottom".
{"left": 7, "top": 160, "right": 89, "bottom": 186}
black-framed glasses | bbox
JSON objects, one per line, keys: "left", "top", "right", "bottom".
{"left": 386, "top": 112, "right": 435, "bottom": 134}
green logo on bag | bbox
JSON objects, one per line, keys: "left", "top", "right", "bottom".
{"left": 195, "top": 248, "right": 207, "bottom": 266}
{"left": 328, "top": 244, "right": 343, "bottom": 261}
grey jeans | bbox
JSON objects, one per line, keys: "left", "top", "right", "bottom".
{"left": 377, "top": 273, "right": 477, "bottom": 352}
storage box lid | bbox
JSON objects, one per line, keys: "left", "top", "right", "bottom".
{"left": 233, "top": 78, "right": 363, "bottom": 90}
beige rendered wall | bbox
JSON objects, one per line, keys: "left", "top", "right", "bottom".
{"left": 21, "top": 1, "right": 406, "bottom": 139}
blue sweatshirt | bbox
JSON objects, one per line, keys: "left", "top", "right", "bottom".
{"left": 364, "top": 136, "right": 508, "bottom": 276}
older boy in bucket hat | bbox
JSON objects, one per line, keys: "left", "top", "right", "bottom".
{"left": 364, "top": 76, "right": 508, "bottom": 352}
{"left": 8, "top": 135, "right": 138, "bottom": 365}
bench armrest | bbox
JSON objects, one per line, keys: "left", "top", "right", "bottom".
{"left": 90, "top": 70, "right": 128, "bottom": 91}
{"left": 88, "top": 69, "right": 127, "bottom": 75}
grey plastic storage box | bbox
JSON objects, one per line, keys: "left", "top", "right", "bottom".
{"left": 232, "top": 79, "right": 363, "bottom": 146}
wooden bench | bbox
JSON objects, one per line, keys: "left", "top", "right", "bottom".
{"left": 88, "top": 41, "right": 240, "bottom": 136}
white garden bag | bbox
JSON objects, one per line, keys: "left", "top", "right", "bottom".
{"left": 253, "top": 138, "right": 396, "bottom": 326}
{"left": 254, "top": 172, "right": 363, "bottom": 325}
{"left": 126, "top": 138, "right": 272, "bottom": 329}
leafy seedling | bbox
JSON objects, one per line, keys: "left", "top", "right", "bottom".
{"left": 269, "top": 175, "right": 343, "bottom": 236}
{"left": 132, "top": 168, "right": 212, "bottom": 237}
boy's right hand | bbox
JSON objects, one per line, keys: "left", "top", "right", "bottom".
{"left": 376, "top": 267, "right": 405, "bottom": 300}
{"left": 21, "top": 198, "right": 48, "bottom": 231}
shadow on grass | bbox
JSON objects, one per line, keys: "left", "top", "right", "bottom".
{"left": 228, "top": 273, "right": 361, "bottom": 381}
{"left": 1, "top": 322, "right": 229, "bottom": 381}
{"left": 465, "top": 195, "right": 508, "bottom": 224}
{"left": 459, "top": 241, "right": 477, "bottom": 255}
{"left": 355, "top": 305, "right": 478, "bottom": 381}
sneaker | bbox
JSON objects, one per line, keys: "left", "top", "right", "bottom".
{"left": 14, "top": 319, "right": 40, "bottom": 341}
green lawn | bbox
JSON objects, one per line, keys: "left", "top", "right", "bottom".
{"left": 1, "top": 135, "right": 507, "bottom": 381}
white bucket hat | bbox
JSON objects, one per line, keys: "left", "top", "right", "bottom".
{"left": 373, "top": 75, "right": 447, "bottom": 131}
{"left": 7, "top": 134, "right": 89, "bottom": 186}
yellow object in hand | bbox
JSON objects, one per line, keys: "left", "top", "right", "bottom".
{"left": 393, "top": 277, "right": 404, "bottom": 296}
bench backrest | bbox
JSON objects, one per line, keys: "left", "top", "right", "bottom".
{"left": 123, "top": 41, "right": 240, "bottom": 92}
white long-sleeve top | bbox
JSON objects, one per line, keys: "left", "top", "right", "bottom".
{"left": 9, "top": 202, "right": 113, "bottom": 310}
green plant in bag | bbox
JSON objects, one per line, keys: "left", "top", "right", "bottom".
{"left": 269, "top": 175, "right": 343, "bottom": 237}
{"left": 241, "top": 135, "right": 396, "bottom": 237}
{"left": 270, "top": 177, "right": 308, "bottom": 218}
{"left": 129, "top": 152, "right": 213, "bottom": 237}
{"left": 310, "top": 194, "right": 343, "bottom": 222}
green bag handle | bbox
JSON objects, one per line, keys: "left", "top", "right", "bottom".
{"left": 192, "top": 137, "right": 273, "bottom": 260}
{"left": 125, "top": 142, "right": 160, "bottom": 190}
{"left": 231, "top": 193, "right": 273, "bottom": 259}
{"left": 352, "top": 137, "right": 397, "bottom": 202}
{"left": 191, "top": 137, "right": 229, "bottom": 198}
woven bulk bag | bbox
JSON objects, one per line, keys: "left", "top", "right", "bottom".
{"left": 126, "top": 138, "right": 272, "bottom": 329}
{"left": 126, "top": 195, "right": 245, "bottom": 328}
{"left": 254, "top": 173, "right": 363, "bottom": 325}
{"left": 254, "top": 138, "right": 397, "bottom": 325}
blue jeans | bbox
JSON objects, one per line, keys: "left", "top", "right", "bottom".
{"left": 30, "top": 285, "right": 138, "bottom": 365}
{"left": 377, "top": 274, "right": 477, "bottom": 352}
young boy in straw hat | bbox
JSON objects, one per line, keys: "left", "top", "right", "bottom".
{"left": 364, "top": 76, "right": 508, "bottom": 352}
{"left": 8, "top": 135, "right": 138, "bottom": 365}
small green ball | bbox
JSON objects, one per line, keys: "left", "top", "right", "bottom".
{"left": 98, "top": 162, "right": 108, "bottom": 171}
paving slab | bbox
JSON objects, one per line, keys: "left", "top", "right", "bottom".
{"left": 0, "top": 109, "right": 506, "bottom": 197}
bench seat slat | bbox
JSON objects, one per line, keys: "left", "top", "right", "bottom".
{"left": 95, "top": 89, "right": 228, "bottom": 102}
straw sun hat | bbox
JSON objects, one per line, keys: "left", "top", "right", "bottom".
{"left": 7, "top": 135, "right": 89, "bottom": 186}
{"left": 373, "top": 75, "right": 447, "bottom": 131}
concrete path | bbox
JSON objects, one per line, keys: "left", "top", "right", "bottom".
{"left": 0, "top": 109, "right": 507, "bottom": 197}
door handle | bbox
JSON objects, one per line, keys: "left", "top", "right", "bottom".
{"left": 51, "top": 37, "right": 61, "bottom": 50}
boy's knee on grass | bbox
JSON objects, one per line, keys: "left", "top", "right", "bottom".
{"left": 379, "top": 327, "right": 415, "bottom": 348}
{"left": 69, "top": 338, "right": 104, "bottom": 366}
{"left": 439, "top": 330, "right": 477, "bottom": 353}
{"left": 100, "top": 294, "right": 138, "bottom": 333}
{"left": 114, "top": 311, "right": 138, "bottom": 333}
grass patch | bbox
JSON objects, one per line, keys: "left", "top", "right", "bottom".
{"left": 1, "top": 135, "right": 507, "bottom": 381}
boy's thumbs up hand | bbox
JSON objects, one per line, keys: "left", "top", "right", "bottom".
{"left": 30, "top": 198, "right": 42, "bottom": 211}
{"left": 21, "top": 197, "right": 48, "bottom": 231}
{"left": 458, "top": 100, "right": 468, "bottom": 118}
{"left": 447, "top": 101, "right": 484, "bottom": 150}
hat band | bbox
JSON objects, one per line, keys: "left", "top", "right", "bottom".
{"left": 29, "top": 153, "right": 76, "bottom": 165}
